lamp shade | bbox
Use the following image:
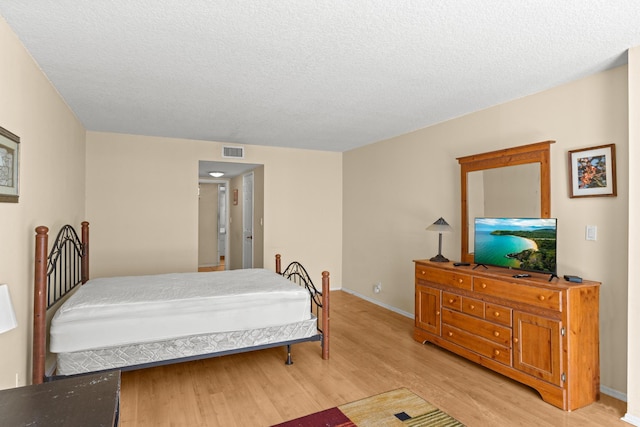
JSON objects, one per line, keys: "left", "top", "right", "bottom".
{"left": 426, "top": 217, "right": 453, "bottom": 233}
{"left": 0, "top": 284, "right": 18, "bottom": 334}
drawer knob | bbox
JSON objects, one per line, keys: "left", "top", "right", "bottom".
{"left": 494, "top": 349, "right": 500, "bottom": 356}
{"left": 494, "top": 331, "right": 500, "bottom": 337}
{"left": 448, "top": 331, "right": 453, "bottom": 337}
{"left": 458, "top": 278, "right": 463, "bottom": 284}
{"left": 538, "top": 295, "right": 545, "bottom": 301}
{"left": 481, "top": 283, "right": 487, "bottom": 289}
{"left": 513, "top": 337, "right": 519, "bottom": 343}
{"left": 469, "top": 304, "right": 475, "bottom": 310}
{"left": 493, "top": 311, "right": 500, "bottom": 317}
{"left": 436, "top": 311, "right": 440, "bottom": 316}
{"left": 448, "top": 299, "right": 454, "bottom": 304}
{"left": 421, "top": 271, "right": 425, "bottom": 275}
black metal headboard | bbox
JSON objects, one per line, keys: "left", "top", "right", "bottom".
{"left": 44, "top": 225, "right": 85, "bottom": 308}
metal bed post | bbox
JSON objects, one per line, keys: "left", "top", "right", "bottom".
{"left": 81, "top": 221, "right": 89, "bottom": 283}
{"left": 321, "top": 271, "right": 330, "bottom": 360}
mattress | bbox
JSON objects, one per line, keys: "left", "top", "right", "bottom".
{"left": 56, "top": 316, "right": 318, "bottom": 375}
{"left": 50, "top": 268, "right": 311, "bottom": 353}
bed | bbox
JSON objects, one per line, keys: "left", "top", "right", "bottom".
{"left": 32, "top": 222, "right": 330, "bottom": 384}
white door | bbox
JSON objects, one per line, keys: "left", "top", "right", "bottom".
{"left": 242, "top": 172, "right": 254, "bottom": 268}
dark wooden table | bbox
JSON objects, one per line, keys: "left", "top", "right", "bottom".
{"left": 0, "top": 370, "right": 120, "bottom": 426}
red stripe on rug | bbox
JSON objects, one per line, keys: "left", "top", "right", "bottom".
{"left": 271, "top": 406, "right": 356, "bottom": 427}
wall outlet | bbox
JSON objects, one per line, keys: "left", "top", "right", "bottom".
{"left": 373, "top": 282, "right": 382, "bottom": 294}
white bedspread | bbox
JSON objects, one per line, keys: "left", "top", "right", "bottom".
{"left": 50, "top": 268, "right": 311, "bottom": 353}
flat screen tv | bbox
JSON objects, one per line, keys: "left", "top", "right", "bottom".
{"left": 473, "top": 217, "right": 557, "bottom": 276}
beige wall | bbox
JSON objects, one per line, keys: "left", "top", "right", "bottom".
{"left": 625, "top": 46, "right": 640, "bottom": 423}
{"left": 85, "top": 132, "right": 342, "bottom": 286}
{"left": 0, "top": 17, "right": 86, "bottom": 389}
{"left": 343, "top": 65, "right": 629, "bottom": 396}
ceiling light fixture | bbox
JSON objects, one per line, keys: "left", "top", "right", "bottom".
{"left": 209, "top": 172, "right": 224, "bottom": 178}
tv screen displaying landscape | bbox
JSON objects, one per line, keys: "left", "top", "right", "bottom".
{"left": 473, "top": 217, "right": 557, "bottom": 274}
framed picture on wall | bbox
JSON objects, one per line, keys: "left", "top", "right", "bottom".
{"left": 0, "top": 126, "right": 20, "bottom": 203}
{"left": 568, "top": 144, "right": 616, "bottom": 198}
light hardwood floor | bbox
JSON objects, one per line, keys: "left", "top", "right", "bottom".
{"left": 119, "top": 290, "right": 627, "bottom": 426}
{"left": 198, "top": 257, "right": 226, "bottom": 272}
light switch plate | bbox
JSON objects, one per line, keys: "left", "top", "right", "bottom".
{"left": 586, "top": 225, "right": 597, "bottom": 241}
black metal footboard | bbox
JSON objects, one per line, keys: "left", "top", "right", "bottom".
{"left": 280, "top": 260, "right": 328, "bottom": 364}
{"left": 281, "top": 261, "right": 325, "bottom": 337}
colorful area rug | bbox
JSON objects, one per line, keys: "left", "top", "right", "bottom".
{"left": 272, "top": 388, "right": 465, "bottom": 426}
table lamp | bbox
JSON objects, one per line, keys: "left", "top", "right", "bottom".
{"left": 426, "top": 217, "right": 453, "bottom": 262}
{"left": 0, "top": 284, "right": 18, "bottom": 334}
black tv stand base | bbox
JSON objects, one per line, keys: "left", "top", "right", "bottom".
{"left": 548, "top": 273, "right": 558, "bottom": 282}
{"left": 473, "top": 264, "right": 488, "bottom": 270}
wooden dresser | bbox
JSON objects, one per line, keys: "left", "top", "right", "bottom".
{"left": 413, "top": 260, "right": 600, "bottom": 411}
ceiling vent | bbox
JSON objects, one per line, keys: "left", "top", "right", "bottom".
{"left": 222, "top": 146, "right": 244, "bottom": 159}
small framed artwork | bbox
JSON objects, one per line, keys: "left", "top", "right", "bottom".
{"left": 568, "top": 144, "right": 616, "bottom": 198}
{"left": 0, "top": 126, "right": 20, "bottom": 203}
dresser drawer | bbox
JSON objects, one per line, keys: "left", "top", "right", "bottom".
{"left": 485, "top": 303, "right": 512, "bottom": 326}
{"left": 443, "top": 292, "right": 462, "bottom": 311}
{"left": 442, "top": 309, "right": 511, "bottom": 346}
{"left": 442, "top": 324, "right": 511, "bottom": 366}
{"left": 461, "top": 296, "right": 485, "bottom": 318}
{"left": 415, "top": 266, "right": 472, "bottom": 290}
{"left": 473, "top": 277, "right": 561, "bottom": 311}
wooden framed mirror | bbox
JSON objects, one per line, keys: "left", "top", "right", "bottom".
{"left": 457, "top": 141, "right": 554, "bottom": 263}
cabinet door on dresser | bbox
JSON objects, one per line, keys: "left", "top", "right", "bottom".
{"left": 513, "top": 311, "right": 562, "bottom": 385}
{"left": 415, "top": 285, "right": 441, "bottom": 335}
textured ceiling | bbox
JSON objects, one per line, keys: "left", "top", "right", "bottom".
{"left": 1, "top": 1, "right": 640, "bottom": 152}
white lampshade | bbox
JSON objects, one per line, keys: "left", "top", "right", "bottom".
{"left": 0, "top": 284, "right": 18, "bottom": 334}
{"left": 426, "top": 217, "right": 453, "bottom": 233}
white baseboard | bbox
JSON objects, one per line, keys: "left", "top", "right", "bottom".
{"left": 622, "top": 413, "right": 640, "bottom": 426}
{"left": 340, "top": 287, "right": 413, "bottom": 319}
{"left": 341, "top": 287, "right": 629, "bottom": 407}
{"left": 601, "top": 385, "right": 627, "bottom": 402}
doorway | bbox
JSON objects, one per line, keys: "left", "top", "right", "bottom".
{"left": 198, "top": 182, "right": 227, "bottom": 271}
{"left": 198, "top": 161, "right": 264, "bottom": 270}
